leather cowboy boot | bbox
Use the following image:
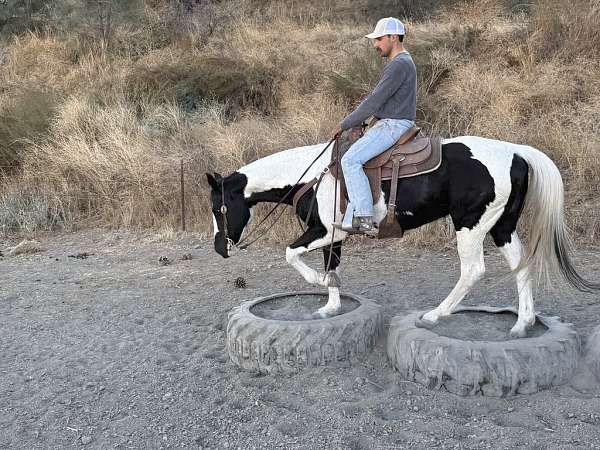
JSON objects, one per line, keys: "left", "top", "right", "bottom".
{"left": 332, "top": 216, "right": 379, "bottom": 237}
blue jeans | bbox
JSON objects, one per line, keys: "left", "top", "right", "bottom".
{"left": 341, "top": 118, "right": 415, "bottom": 219}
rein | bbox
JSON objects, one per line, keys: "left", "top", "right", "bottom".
{"left": 219, "top": 135, "right": 339, "bottom": 253}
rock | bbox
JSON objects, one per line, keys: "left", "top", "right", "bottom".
{"left": 8, "top": 240, "right": 43, "bottom": 256}
{"left": 81, "top": 435, "right": 92, "bottom": 445}
{"left": 354, "top": 377, "right": 365, "bottom": 386}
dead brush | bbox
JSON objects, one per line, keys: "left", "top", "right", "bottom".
{"left": 0, "top": 0, "right": 599, "bottom": 248}
{"left": 530, "top": 0, "right": 600, "bottom": 60}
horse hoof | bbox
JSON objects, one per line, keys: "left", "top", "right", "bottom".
{"left": 418, "top": 310, "right": 439, "bottom": 328}
{"left": 509, "top": 325, "right": 528, "bottom": 339}
{"left": 312, "top": 310, "right": 327, "bottom": 319}
{"left": 313, "top": 307, "right": 341, "bottom": 319}
{"left": 415, "top": 316, "right": 437, "bottom": 329}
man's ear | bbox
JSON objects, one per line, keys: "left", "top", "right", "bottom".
{"left": 206, "top": 172, "right": 220, "bottom": 190}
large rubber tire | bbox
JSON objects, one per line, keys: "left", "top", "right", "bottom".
{"left": 387, "top": 306, "right": 581, "bottom": 397}
{"left": 585, "top": 325, "right": 600, "bottom": 382}
{"left": 227, "top": 291, "right": 383, "bottom": 373}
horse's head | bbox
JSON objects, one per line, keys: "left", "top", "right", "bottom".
{"left": 206, "top": 171, "right": 251, "bottom": 258}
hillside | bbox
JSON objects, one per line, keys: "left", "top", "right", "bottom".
{"left": 0, "top": 0, "right": 598, "bottom": 245}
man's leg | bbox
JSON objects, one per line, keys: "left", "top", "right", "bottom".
{"left": 341, "top": 119, "right": 414, "bottom": 222}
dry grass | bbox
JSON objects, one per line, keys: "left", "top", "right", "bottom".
{"left": 0, "top": 0, "right": 599, "bottom": 247}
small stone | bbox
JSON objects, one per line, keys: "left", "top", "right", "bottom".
{"left": 413, "top": 406, "right": 419, "bottom": 412}
{"left": 81, "top": 435, "right": 92, "bottom": 445}
{"left": 159, "top": 256, "right": 171, "bottom": 266}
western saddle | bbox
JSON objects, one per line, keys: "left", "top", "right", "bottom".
{"left": 293, "top": 123, "right": 442, "bottom": 238}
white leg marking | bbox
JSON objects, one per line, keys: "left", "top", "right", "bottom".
{"left": 284, "top": 173, "right": 347, "bottom": 296}
{"left": 285, "top": 246, "right": 327, "bottom": 286}
{"left": 422, "top": 228, "right": 487, "bottom": 323}
{"left": 498, "top": 232, "right": 535, "bottom": 338}
{"left": 314, "top": 287, "right": 342, "bottom": 318}
{"left": 422, "top": 200, "right": 506, "bottom": 324}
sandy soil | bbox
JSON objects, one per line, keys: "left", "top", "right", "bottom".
{"left": 1, "top": 229, "right": 599, "bottom": 449}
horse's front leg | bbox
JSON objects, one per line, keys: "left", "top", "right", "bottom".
{"left": 285, "top": 228, "right": 344, "bottom": 318}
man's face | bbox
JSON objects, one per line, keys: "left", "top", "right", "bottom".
{"left": 373, "top": 35, "right": 394, "bottom": 57}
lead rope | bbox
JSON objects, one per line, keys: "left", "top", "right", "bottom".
{"left": 324, "top": 134, "right": 341, "bottom": 276}
{"left": 233, "top": 135, "right": 339, "bottom": 251}
{"left": 296, "top": 165, "right": 330, "bottom": 232}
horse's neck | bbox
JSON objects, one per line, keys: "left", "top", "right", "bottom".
{"left": 239, "top": 142, "right": 331, "bottom": 198}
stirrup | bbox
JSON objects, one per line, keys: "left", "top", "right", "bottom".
{"left": 332, "top": 217, "right": 378, "bottom": 237}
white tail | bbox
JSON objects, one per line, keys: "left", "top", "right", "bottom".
{"left": 516, "top": 146, "right": 599, "bottom": 291}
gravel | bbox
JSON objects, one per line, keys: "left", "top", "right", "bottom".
{"left": 1, "top": 229, "right": 599, "bottom": 449}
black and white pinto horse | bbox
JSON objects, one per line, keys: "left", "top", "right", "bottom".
{"left": 206, "top": 136, "right": 598, "bottom": 338}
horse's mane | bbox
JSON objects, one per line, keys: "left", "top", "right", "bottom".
{"left": 239, "top": 142, "right": 332, "bottom": 195}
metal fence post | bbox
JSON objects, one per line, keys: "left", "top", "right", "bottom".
{"left": 180, "top": 158, "right": 186, "bottom": 231}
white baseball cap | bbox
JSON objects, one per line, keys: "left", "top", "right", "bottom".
{"left": 365, "top": 17, "right": 405, "bottom": 39}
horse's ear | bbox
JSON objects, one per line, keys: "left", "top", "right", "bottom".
{"left": 205, "top": 172, "right": 219, "bottom": 190}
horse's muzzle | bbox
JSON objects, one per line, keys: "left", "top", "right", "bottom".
{"left": 214, "top": 234, "right": 230, "bottom": 259}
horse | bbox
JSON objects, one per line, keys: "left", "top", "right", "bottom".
{"left": 206, "top": 136, "right": 598, "bottom": 338}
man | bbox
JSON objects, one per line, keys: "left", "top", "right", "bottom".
{"left": 331, "top": 17, "right": 417, "bottom": 236}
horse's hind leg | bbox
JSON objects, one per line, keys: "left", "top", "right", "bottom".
{"left": 421, "top": 228, "right": 487, "bottom": 324}
{"left": 493, "top": 232, "right": 534, "bottom": 338}
{"left": 490, "top": 153, "right": 533, "bottom": 338}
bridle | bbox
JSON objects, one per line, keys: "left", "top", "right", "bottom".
{"left": 216, "top": 135, "right": 339, "bottom": 254}
{"left": 219, "top": 178, "right": 236, "bottom": 253}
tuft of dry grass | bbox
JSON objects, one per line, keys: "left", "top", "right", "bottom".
{"left": 7, "top": 239, "right": 43, "bottom": 256}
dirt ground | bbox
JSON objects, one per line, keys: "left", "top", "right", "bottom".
{"left": 1, "top": 229, "right": 599, "bottom": 449}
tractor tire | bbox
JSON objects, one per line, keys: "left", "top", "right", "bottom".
{"left": 585, "top": 325, "right": 600, "bottom": 382}
{"left": 387, "top": 306, "right": 580, "bottom": 397}
{"left": 227, "top": 291, "right": 383, "bottom": 373}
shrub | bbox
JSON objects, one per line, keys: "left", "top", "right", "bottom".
{"left": 0, "top": 184, "right": 71, "bottom": 232}
{"left": 530, "top": 0, "right": 600, "bottom": 60}
{"left": 125, "top": 56, "right": 279, "bottom": 115}
{"left": 0, "top": 88, "right": 56, "bottom": 173}
{"left": 326, "top": 44, "right": 383, "bottom": 105}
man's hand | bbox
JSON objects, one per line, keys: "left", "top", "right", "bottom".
{"left": 330, "top": 125, "right": 343, "bottom": 140}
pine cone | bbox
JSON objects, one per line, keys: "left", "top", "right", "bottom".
{"left": 234, "top": 276, "right": 247, "bottom": 288}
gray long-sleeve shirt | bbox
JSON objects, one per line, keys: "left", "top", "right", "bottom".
{"left": 340, "top": 51, "right": 417, "bottom": 130}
